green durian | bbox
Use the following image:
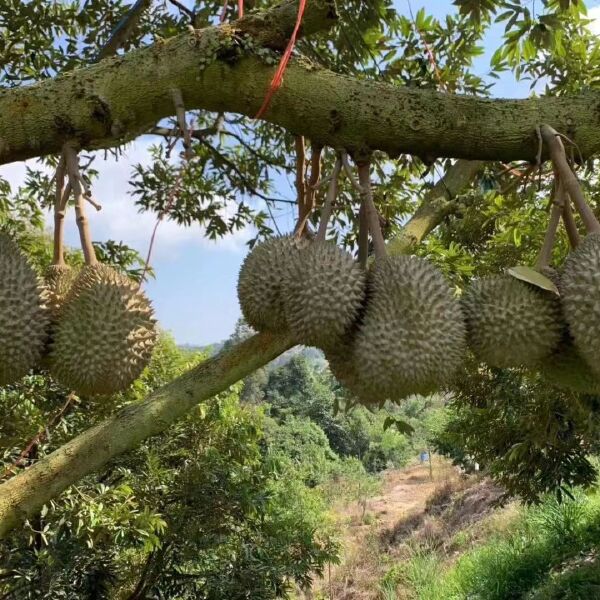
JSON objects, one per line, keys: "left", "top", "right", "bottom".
{"left": 49, "top": 264, "right": 157, "bottom": 395}
{"left": 353, "top": 256, "right": 466, "bottom": 402}
{"left": 560, "top": 233, "right": 600, "bottom": 376}
{"left": 282, "top": 241, "right": 366, "bottom": 349}
{"left": 44, "top": 264, "right": 78, "bottom": 320}
{"left": 237, "top": 235, "right": 307, "bottom": 332}
{"left": 462, "top": 275, "right": 562, "bottom": 368}
{"left": 0, "top": 232, "right": 48, "bottom": 384}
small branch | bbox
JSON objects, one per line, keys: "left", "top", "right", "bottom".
{"left": 561, "top": 185, "right": 581, "bottom": 250}
{"left": 340, "top": 151, "right": 363, "bottom": 194}
{"left": 63, "top": 144, "right": 98, "bottom": 265}
{"left": 358, "top": 200, "right": 369, "bottom": 268}
{"left": 295, "top": 135, "right": 307, "bottom": 226}
{"left": 540, "top": 124, "right": 600, "bottom": 234}
{"left": 199, "top": 140, "right": 295, "bottom": 204}
{"left": 171, "top": 89, "right": 193, "bottom": 161}
{"left": 167, "top": 0, "right": 195, "bottom": 20}
{"left": 316, "top": 157, "right": 341, "bottom": 242}
{"left": 96, "top": 0, "right": 152, "bottom": 61}
{"left": 357, "top": 160, "right": 386, "bottom": 261}
{"left": 1, "top": 393, "right": 78, "bottom": 482}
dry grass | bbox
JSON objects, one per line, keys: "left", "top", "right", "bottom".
{"left": 304, "top": 459, "right": 465, "bottom": 600}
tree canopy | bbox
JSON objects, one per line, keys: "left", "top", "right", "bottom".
{"left": 2, "top": 0, "right": 600, "bottom": 545}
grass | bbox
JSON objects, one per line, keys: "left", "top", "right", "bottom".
{"left": 400, "top": 485, "right": 600, "bottom": 600}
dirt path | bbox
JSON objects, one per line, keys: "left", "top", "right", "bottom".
{"left": 306, "top": 461, "right": 459, "bottom": 600}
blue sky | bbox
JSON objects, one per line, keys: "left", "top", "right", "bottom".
{"left": 3, "top": 0, "right": 600, "bottom": 345}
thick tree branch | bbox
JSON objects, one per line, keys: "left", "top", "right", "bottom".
{"left": 1, "top": 0, "right": 599, "bottom": 165}
{"left": 0, "top": 331, "right": 295, "bottom": 538}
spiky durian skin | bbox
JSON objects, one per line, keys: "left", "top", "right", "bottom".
{"left": 49, "top": 264, "right": 157, "bottom": 395}
{"left": 44, "top": 264, "right": 78, "bottom": 320}
{"left": 353, "top": 256, "right": 466, "bottom": 402}
{"left": 237, "top": 236, "right": 307, "bottom": 332}
{"left": 462, "top": 275, "right": 562, "bottom": 368}
{"left": 560, "top": 233, "right": 600, "bottom": 376}
{"left": 539, "top": 337, "right": 600, "bottom": 395}
{"left": 282, "top": 241, "right": 366, "bottom": 348}
{"left": 324, "top": 333, "right": 384, "bottom": 406}
{"left": 0, "top": 233, "right": 48, "bottom": 385}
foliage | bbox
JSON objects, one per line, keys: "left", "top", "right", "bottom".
{"left": 0, "top": 338, "right": 338, "bottom": 599}
{"left": 434, "top": 359, "right": 600, "bottom": 502}
{"left": 407, "top": 484, "right": 600, "bottom": 600}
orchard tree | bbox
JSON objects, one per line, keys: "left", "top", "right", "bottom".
{"left": 1, "top": 0, "right": 600, "bottom": 540}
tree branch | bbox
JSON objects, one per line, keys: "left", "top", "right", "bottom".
{"left": 96, "top": 0, "right": 153, "bottom": 61}
{"left": 0, "top": 331, "right": 295, "bottom": 538}
{"left": 1, "top": 0, "right": 599, "bottom": 166}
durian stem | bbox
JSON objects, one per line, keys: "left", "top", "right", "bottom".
{"left": 535, "top": 187, "right": 562, "bottom": 270}
{"left": 63, "top": 144, "right": 98, "bottom": 266}
{"left": 562, "top": 191, "right": 581, "bottom": 250}
{"left": 52, "top": 158, "right": 67, "bottom": 266}
{"left": 357, "top": 161, "right": 386, "bottom": 261}
{"left": 171, "top": 88, "right": 192, "bottom": 161}
{"left": 540, "top": 124, "right": 600, "bottom": 234}
{"left": 316, "top": 157, "right": 341, "bottom": 242}
{"left": 294, "top": 143, "right": 323, "bottom": 237}
{"left": 358, "top": 200, "right": 369, "bottom": 268}
{"left": 294, "top": 135, "right": 307, "bottom": 225}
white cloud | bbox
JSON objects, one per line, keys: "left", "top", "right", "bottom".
{"left": 588, "top": 5, "right": 600, "bottom": 35}
{"left": 0, "top": 140, "right": 255, "bottom": 261}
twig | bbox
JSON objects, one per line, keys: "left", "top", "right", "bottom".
{"left": 0, "top": 393, "right": 78, "bottom": 481}
{"left": 167, "top": 0, "right": 195, "bottom": 20}
{"left": 95, "top": 0, "right": 153, "bottom": 61}
{"left": 316, "top": 157, "right": 342, "bottom": 241}
{"left": 357, "top": 160, "right": 386, "bottom": 260}
{"left": 358, "top": 200, "right": 369, "bottom": 268}
{"left": 52, "top": 157, "right": 67, "bottom": 266}
{"left": 340, "top": 151, "right": 363, "bottom": 194}
{"left": 535, "top": 185, "right": 562, "bottom": 270}
{"left": 560, "top": 183, "right": 581, "bottom": 250}
{"left": 171, "top": 89, "right": 193, "bottom": 161}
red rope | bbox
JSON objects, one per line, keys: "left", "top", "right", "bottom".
{"left": 254, "top": 0, "right": 306, "bottom": 119}
{"left": 238, "top": 0, "right": 244, "bottom": 18}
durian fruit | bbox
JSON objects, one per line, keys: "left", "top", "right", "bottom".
{"left": 281, "top": 241, "right": 366, "bottom": 349}
{"left": 324, "top": 332, "right": 385, "bottom": 406}
{"left": 43, "top": 264, "right": 78, "bottom": 320}
{"left": 539, "top": 336, "right": 600, "bottom": 395}
{"left": 353, "top": 256, "right": 466, "bottom": 402}
{"left": 462, "top": 275, "right": 562, "bottom": 368}
{"left": 0, "top": 232, "right": 48, "bottom": 385}
{"left": 560, "top": 232, "right": 600, "bottom": 377}
{"left": 49, "top": 264, "right": 157, "bottom": 395}
{"left": 237, "top": 235, "right": 308, "bottom": 332}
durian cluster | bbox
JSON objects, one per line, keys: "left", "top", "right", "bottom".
{"left": 238, "top": 228, "right": 600, "bottom": 403}
{"left": 0, "top": 232, "right": 157, "bottom": 395}
{"left": 462, "top": 233, "right": 600, "bottom": 395}
{"left": 237, "top": 235, "right": 466, "bottom": 405}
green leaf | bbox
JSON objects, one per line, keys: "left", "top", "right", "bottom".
{"left": 507, "top": 266, "right": 560, "bottom": 295}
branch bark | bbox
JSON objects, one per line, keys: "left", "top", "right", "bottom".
{"left": 387, "top": 159, "right": 484, "bottom": 255}
{"left": 1, "top": 0, "right": 599, "bottom": 165}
